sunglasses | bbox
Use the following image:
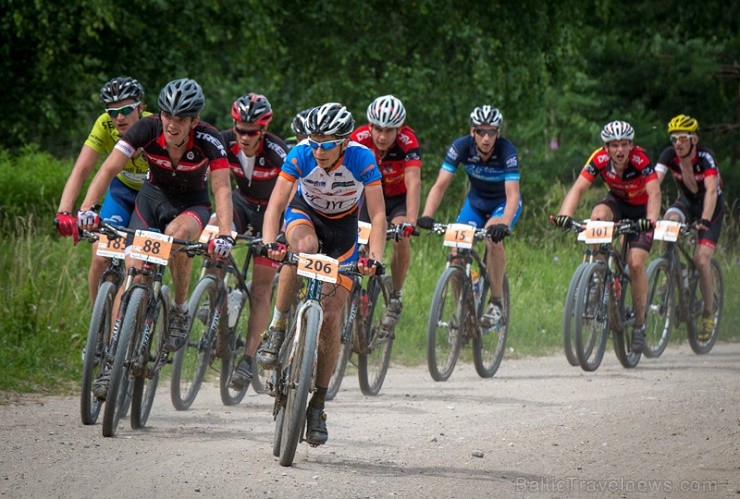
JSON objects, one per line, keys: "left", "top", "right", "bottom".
{"left": 308, "top": 138, "right": 345, "bottom": 151}
{"left": 234, "top": 126, "right": 262, "bottom": 137}
{"left": 474, "top": 128, "right": 498, "bottom": 137}
{"left": 106, "top": 102, "right": 140, "bottom": 118}
{"left": 670, "top": 134, "right": 693, "bottom": 144}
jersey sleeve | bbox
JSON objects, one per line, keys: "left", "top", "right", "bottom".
{"left": 83, "top": 113, "right": 118, "bottom": 155}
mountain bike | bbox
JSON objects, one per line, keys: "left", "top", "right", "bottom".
{"left": 79, "top": 224, "right": 127, "bottom": 425}
{"left": 643, "top": 220, "right": 724, "bottom": 356}
{"left": 326, "top": 223, "right": 416, "bottom": 399}
{"left": 564, "top": 219, "right": 642, "bottom": 371}
{"left": 265, "top": 248, "right": 364, "bottom": 467}
{"left": 101, "top": 226, "right": 206, "bottom": 437}
{"left": 421, "top": 222, "right": 510, "bottom": 381}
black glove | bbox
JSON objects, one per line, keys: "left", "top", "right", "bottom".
{"left": 358, "top": 257, "right": 384, "bottom": 275}
{"left": 486, "top": 224, "right": 510, "bottom": 243}
{"left": 417, "top": 216, "right": 435, "bottom": 230}
{"left": 696, "top": 218, "right": 711, "bottom": 231}
{"left": 554, "top": 215, "right": 572, "bottom": 230}
{"left": 636, "top": 218, "right": 653, "bottom": 232}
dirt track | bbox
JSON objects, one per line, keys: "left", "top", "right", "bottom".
{"left": 1, "top": 342, "right": 738, "bottom": 498}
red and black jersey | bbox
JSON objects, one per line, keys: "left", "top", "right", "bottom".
{"left": 115, "top": 115, "right": 228, "bottom": 195}
{"left": 580, "top": 146, "right": 656, "bottom": 206}
{"left": 656, "top": 145, "right": 722, "bottom": 205}
{"left": 350, "top": 124, "right": 421, "bottom": 198}
{"left": 220, "top": 130, "right": 287, "bottom": 205}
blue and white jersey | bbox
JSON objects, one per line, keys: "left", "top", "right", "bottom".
{"left": 280, "top": 141, "right": 382, "bottom": 216}
{"left": 441, "top": 135, "right": 520, "bottom": 200}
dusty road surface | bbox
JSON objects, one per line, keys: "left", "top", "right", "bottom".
{"left": 1, "top": 342, "right": 738, "bottom": 498}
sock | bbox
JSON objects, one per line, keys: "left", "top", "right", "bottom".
{"left": 270, "top": 308, "right": 289, "bottom": 330}
{"left": 309, "top": 386, "right": 327, "bottom": 410}
{"left": 175, "top": 302, "right": 187, "bottom": 313}
{"left": 492, "top": 297, "right": 503, "bottom": 308}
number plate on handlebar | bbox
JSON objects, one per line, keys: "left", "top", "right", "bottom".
{"left": 653, "top": 220, "right": 681, "bottom": 242}
{"left": 297, "top": 253, "right": 339, "bottom": 284}
{"left": 443, "top": 223, "right": 476, "bottom": 249}
{"left": 580, "top": 221, "right": 614, "bottom": 244}
{"left": 96, "top": 234, "right": 127, "bottom": 259}
{"left": 130, "top": 230, "right": 173, "bottom": 265}
{"left": 357, "top": 221, "right": 372, "bottom": 245}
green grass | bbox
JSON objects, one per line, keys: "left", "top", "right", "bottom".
{"left": 0, "top": 212, "right": 737, "bottom": 396}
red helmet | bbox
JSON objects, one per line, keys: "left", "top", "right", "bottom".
{"left": 231, "top": 93, "right": 273, "bottom": 126}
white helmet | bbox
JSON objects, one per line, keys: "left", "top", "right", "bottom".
{"left": 600, "top": 120, "right": 635, "bottom": 143}
{"left": 469, "top": 105, "right": 503, "bottom": 127}
{"left": 306, "top": 103, "right": 354, "bottom": 137}
{"left": 366, "top": 94, "right": 406, "bottom": 128}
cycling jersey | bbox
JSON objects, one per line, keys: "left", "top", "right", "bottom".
{"left": 441, "top": 135, "right": 520, "bottom": 200}
{"left": 350, "top": 124, "right": 421, "bottom": 198}
{"left": 580, "top": 146, "right": 656, "bottom": 206}
{"left": 114, "top": 115, "right": 228, "bottom": 195}
{"left": 83, "top": 111, "right": 153, "bottom": 190}
{"left": 655, "top": 145, "right": 722, "bottom": 205}
{"left": 220, "top": 130, "right": 287, "bottom": 205}
{"left": 280, "top": 141, "right": 381, "bottom": 217}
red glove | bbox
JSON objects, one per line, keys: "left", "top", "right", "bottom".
{"left": 54, "top": 212, "right": 79, "bottom": 244}
{"left": 402, "top": 224, "right": 415, "bottom": 238}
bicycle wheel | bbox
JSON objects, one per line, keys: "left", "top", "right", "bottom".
{"left": 273, "top": 404, "right": 285, "bottom": 457}
{"left": 131, "top": 290, "right": 167, "bottom": 429}
{"left": 573, "top": 262, "right": 609, "bottom": 372}
{"left": 687, "top": 259, "right": 723, "bottom": 354}
{"left": 472, "top": 273, "right": 510, "bottom": 378}
{"left": 562, "top": 263, "right": 589, "bottom": 366}
{"left": 171, "top": 276, "right": 218, "bottom": 410}
{"left": 279, "top": 303, "right": 320, "bottom": 467}
{"left": 81, "top": 280, "right": 116, "bottom": 425}
{"left": 102, "top": 287, "right": 145, "bottom": 437}
{"left": 643, "top": 257, "right": 674, "bottom": 358}
{"left": 426, "top": 266, "right": 466, "bottom": 381}
{"left": 326, "top": 294, "right": 353, "bottom": 401}
{"left": 358, "top": 275, "right": 393, "bottom": 395}
{"left": 613, "top": 273, "right": 641, "bottom": 368}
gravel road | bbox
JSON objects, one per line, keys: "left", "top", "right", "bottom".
{"left": 1, "top": 342, "right": 738, "bottom": 498}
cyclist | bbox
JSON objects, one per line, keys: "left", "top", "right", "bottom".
{"left": 284, "top": 108, "right": 311, "bottom": 151}
{"left": 418, "top": 105, "right": 522, "bottom": 330}
{"left": 77, "top": 78, "right": 234, "bottom": 399}
{"left": 654, "top": 114, "right": 724, "bottom": 341}
{"left": 216, "top": 93, "right": 288, "bottom": 390}
{"left": 258, "top": 102, "right": 386, "bottom": 446}
{"left": 351, "top": 94, "right": 421, "bottom": 329}
{"left": 553, "top": 120, "right": 661, "bottom": 354}
{"left": 55, "top": 76, "right": 150, "bottom": 306}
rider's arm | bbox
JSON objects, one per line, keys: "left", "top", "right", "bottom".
{"left": 701, "top": 174, "right": 719, "bottom": 222}
{"left": 403, "top": 166, "right": 421, "bottom": 226}
{"left": 421, "top": 169, "right": 454, "bottom": 218}
{"left": 654, "top": 162, "right": 669, "bottom": 183}
{"left": 557, "top": 175, "right": 591, "bottom": 217}
{"left": 501, "top": 180, "right": 521, "bottom": 227}
{"left": 210, "top": 167, "right": 233, "bottom": 237}
{"left": 57, "top": 145, "right": 101, "bottom": 213}
{"left": 262, "top": 175, "right": 295, "bottom": 244}
{"left": 645, "top": 177, "right": 662, "bottom": 223}
{"left": 79, "top": 148, "right": 130, "bottom": 211}
{"left": 364, "top": 183, "right": 387, "bottom": 261}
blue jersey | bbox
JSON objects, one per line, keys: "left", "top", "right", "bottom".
{"left": 441, "top": 135, "right": 520, "bottom": 200}
{"left": 280, "top": 141, "right": 382, "bottom": 216}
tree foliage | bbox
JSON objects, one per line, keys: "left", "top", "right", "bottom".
{"left": 1, "top": 0, "right": 738, "bottom": 208}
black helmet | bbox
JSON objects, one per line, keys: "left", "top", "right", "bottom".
{"left": 157, "top": 78, "right": 205, "bottom": 117}
{"left": 291, "top": 108, "right": 312, "bottom": 136}
{"left": 99, "top": 76, "right": 144, "bottom": 105}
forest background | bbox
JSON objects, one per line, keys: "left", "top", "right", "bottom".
{"left": 0, "top": 1, "right": 738, "bottom": 391}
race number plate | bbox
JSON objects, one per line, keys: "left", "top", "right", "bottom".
{"left": 443, "top": 223, "right": 475, "bottom": 249}
{"left": 95, "top": 233, "right": 127, "bottom": 259}
{"left": 130, "top": 230, "right": 173, "bottom": 265}
{"left": 357, "top": 221, "right": 372, "bottom": 245}
{"left": 297, "top": 253, "right": 339, "bottom": 284}
{"left": 581, "top": 220, "right": 614, "bottom": 244}
{"left": 653, "top": 220, "right": 681, "bottom": 242}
